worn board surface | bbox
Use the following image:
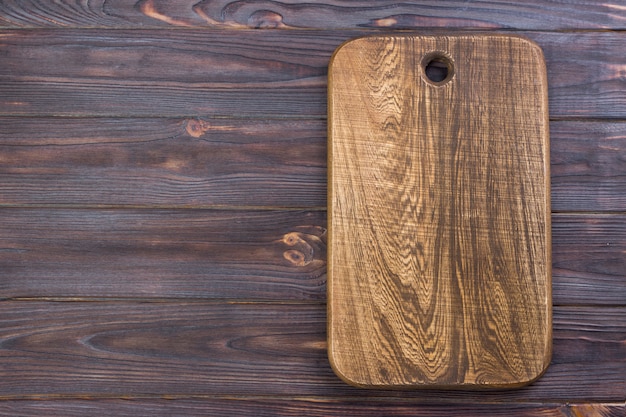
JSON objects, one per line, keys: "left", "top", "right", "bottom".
{"left": 328, "top": 35, "right": 551, "bottom": 388}
{"left": 0, "top": 1, "right": 624, "bottom": 416}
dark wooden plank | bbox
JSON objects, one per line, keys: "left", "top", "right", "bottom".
{"left": 0, "top": 0, "right": 624, "bottom": 30}
{"left": 0, "top": 302, "right": 623, "bottom": 401}
{"left": 0, "top": 29, "right": 329, "bottom": 118}
{"left": 0, "top": 209, "right": 326, "bottom": 300}
{"left": 0, "top": 118, "right": 624, "bottom": 212}
{"left": 0, "top": 117, "right": 326, "bottom": 208}
{"left": 552, "top": 214, "right": 626, "bottom": 306}
{"left": 551, "top": 121, "right": 626, "bottom": 212}
{"left": 0, "top": 400, "right": 623, "bottom": 417}
{"left": 535, "top": 32, "right": 626, "bottom": 121}
{"left": 0, "top": 30, "right": 624, "bottom": 119}
{"left": 1, "top": 210, "right": 624, "bottom": 305}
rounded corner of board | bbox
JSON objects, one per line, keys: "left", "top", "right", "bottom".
{"left": 327, "top": 349, "right": 373, "bottom": 389}
{"left": 329, "top": 36, "right": 368, "bottom": 68}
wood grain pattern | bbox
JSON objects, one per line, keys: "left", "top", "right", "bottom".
{"left": 0, "top": 302, "right": 623, "bottom": 401}
{"left": 552, "top": 214, "right": 626, "bottom": 306}
{"left": 550, "top": 121, "right": 626, "bottom": 212}
{"left": 0, "top": 117, "right": 326, "bottom": 208}
{"left": 0, "top": 118, "right": 623, "bottom": 211}
{"left": 0, "top": 400, "right": 623, "bottom": 417}
{"left": 329, "top": 35, "right": 551, "bottom": 388}
{"left": 0, "top": 210, "right": 623, "bottom": 305}
{"left": 0, "top": 1, "right": 624, "bottom": 30}
{"left": 0, "top": 31, "right": 624, "bottom": 119}
{"left": 0, "top": 209, "right": 326, "bottom": 300}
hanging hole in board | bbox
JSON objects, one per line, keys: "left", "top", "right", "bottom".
{"left": 422, "top": 52, "right": 454, "bottom": 86}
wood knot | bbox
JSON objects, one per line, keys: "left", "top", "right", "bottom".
{"left": 282, "top": 232, "right": 305, "bottom": 247}
{"left": 279, "top": 228, "right": 326, "bottom": 267}
{"left": 283, "top": 249, "right": 307, "bottom": 266}
{"left": 247, "top": 10, "right": 287, "bottom": 28}
{"left": 185, "top": 119, "right": 211, "bottom": 138}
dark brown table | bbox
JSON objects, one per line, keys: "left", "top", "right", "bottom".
{"left": 0, "top": 1, "right": 624, "bottom": 415}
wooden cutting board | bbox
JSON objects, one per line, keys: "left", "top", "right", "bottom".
{"left": 327, "top": 35, "right": 551, "bottom": 389}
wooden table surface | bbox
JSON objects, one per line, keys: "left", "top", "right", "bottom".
{"left": 0, "top": 1, "right": 624, "bottom": 416}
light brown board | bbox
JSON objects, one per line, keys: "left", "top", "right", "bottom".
{"left": 328, "top": 35, "right": 551, "bottom": 389}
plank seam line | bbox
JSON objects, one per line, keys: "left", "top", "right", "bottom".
{"left": 0, "top": 205, "right": 328, "bottom": 211}
{"left": 0, "top": 394, "right": 623, "bottom": 404}
{"left": 2, "top": 299, "right": 624, "bottom": 308}
{"left": 0, "top": 297, "right": 327, "bottom": 305}
{"left": 0, "top": 27, "right": 624, "bottom": 33}
{"left": 1, "top": 207, "right": 625, "bottom": 215}
{"left": 0, "top": 114, "right": 625, "bottom": 123}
